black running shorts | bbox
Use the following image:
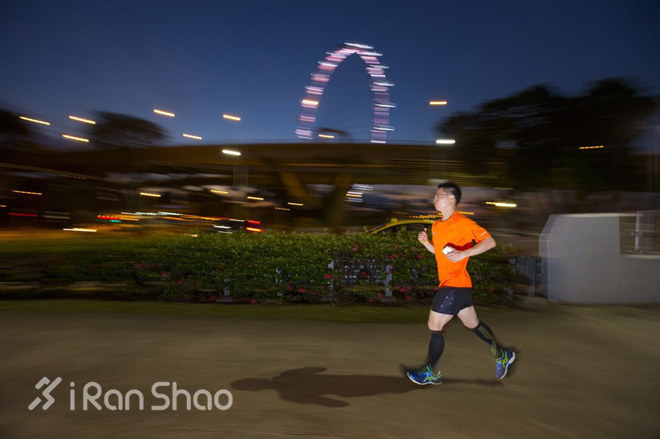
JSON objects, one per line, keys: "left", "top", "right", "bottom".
{"left": 431, "top": 287, "right": 474, "bottom": 315}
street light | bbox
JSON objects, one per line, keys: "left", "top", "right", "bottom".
{"left": 222, "top": 148, "right": 241, "bottom": 156}
{"left": 153, "top": 109, "right": 175, "bottom": 117}
{"left": 435, "top": 139, "right": 456, "bottom": 145}
{"left": 429, "top": 100, "right": 448, "bottom": 106}
{"left": 222, "top": 114, "right": 241, "bottom": 122}
{"left": 68, "top": 115, "right": 96, "bottom": 125}
{"left": 62, "top": 134, "right": 90, "bottom": 143}
{"left": 139, "top": 192, "right": 161, "bottom": 198}
{"left": 19, "top": 116, "right": 50, "bottom": 126}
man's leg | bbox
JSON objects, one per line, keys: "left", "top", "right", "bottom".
{"left": 407, "top": 310, "right": 453, "bottom": 385}
{"left": 457, "top": 307, "right": 501, "bottom": 357}
{"left": 426, "top": 310, "right": 454, "bottom": 370}
{"left": 458, "top": 306, "right": 516, "bottom": 379}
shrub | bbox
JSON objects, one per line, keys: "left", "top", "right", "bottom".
{"left": 0, "top": 233, "right": 520, "bottom": 305}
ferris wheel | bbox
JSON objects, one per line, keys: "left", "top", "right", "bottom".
{"left": 296, "top": 41, "right": 395, "bottom": 144}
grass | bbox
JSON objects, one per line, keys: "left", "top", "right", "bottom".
{"left": 0, "top": 299, "right": 431, "bottom": 324}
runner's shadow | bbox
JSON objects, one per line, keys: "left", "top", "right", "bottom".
{"left": 232, "top": 367, "right": 505, "bottom": 408}
{"left": 441, "top": 378, "right": 503, "bottom": 386}
{"left": 231, "top": 367, "right": 421, "bottom": 407}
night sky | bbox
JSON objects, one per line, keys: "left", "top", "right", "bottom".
{"left": 1, "top": 0, "right": 659, "bottom": 148}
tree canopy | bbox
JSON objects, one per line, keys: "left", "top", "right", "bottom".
{"left": 0, "top": 108, "right": 32, "bottom": 152}
{"left": 90, "top": 112, "right": 167, "bottom": 149}
{"left": 437, "top": 78, "right": 656, "bottom": 191}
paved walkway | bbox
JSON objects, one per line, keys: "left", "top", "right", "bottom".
{"left": 1, "top": 301, "right": 659, "bottom": 438}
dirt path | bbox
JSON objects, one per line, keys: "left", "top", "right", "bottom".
{"left": 1, "top": 302, "right": 658, "bottom": 438}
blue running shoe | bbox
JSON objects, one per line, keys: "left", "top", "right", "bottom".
{"left": 407, "top": 365, "right": 442, "bottom": 385}
{"left": 495, "top": 348, "right": 516, "bottom": 379}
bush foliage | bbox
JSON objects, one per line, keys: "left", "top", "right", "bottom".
{"left": 0, "top": 233, "right": 522, "bottom": 305}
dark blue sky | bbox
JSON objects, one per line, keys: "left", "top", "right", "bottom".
{"left": 1, "top": 0, "right": 659, "bottom": 148}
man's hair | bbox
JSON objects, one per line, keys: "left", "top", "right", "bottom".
{"left": 437, "top": 182, "right": 462, "bottom": 205}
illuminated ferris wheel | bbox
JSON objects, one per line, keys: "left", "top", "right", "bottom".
{"left": 296, "top": 41, "right": 395, "bottom": 144}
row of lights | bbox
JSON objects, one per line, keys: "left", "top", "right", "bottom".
{"left": 429, "top": 99, "right": 455, "bottom": 145}
{"left": 19, "top": 115, "right": 92, "bottom": 143}
{"left": 18, "top": 108, "right": 242, "bottom": 144}
{"left": 22, "top": 99, "right": 456, "bottom": 145}
{"left": 153, "top": 109, "right": 242, "bottom": 141}
{"left": 138, "top": 187, "right": 304, "bottom": 211}
{"left": 9, "top": 186, "right": 303, "bottom": 214}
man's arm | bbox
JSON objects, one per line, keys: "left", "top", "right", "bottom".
{"left": 418, "top": 228, "right": 435, "bottom": 254}
{"left": 446, "top": 236, "right": 496, "bottom": 262}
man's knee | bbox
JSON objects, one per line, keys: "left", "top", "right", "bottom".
{"left": 427, "top": 315, "right": 450, "bottom": 331}
{"left": 428, "top": 310, "right": 453, "bottom": 331}
{"left": 427, "top": 320, "right": 445, "bottom": 331}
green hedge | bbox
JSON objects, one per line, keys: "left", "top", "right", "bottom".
{"left": 0, "top": 233, "right": 522, "bottom": 305}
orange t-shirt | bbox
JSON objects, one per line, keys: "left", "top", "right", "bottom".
{"left": 431, "top": 212, "right": 491, "bottom": 288}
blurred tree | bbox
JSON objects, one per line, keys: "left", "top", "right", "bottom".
{"left": 90, "top": 112, "right": 167, "bottom": 148}
{"left": 437, "top": 78, "right": 656, "bottom": 191}
{"left": 0, "top": 108, "right": 31, "bottom": 154}
{"left": 567, "top": 79, "right": 656, "bottom": 191}
{"left": 441, "top": 84, "right": 567, "bottom": 179}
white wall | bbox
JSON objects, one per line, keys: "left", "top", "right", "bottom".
{"left": 540, "top": 213, "right": 660, "bottom": 304}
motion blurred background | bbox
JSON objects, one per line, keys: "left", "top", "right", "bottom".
{"left": 1, "top": 0, "right": 659, "bottom": 254}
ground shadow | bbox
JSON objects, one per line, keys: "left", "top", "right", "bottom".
{"left": 231, "top": 366, "right": 501, "bottom": 407}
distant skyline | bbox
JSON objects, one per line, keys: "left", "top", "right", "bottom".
{"left": 1, "top": 0, "right": 659, "bottom": 148}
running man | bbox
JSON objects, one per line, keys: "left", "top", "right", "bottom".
{"left": 406, "top": 182, "right": 516, "bottom": 385}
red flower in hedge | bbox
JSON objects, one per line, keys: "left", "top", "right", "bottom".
{"left": 298, "top": 288, "right": 307, "bottom": 294}
{"left": 210, "top": 294, "right": 217, "bottom": 302}
{"left": 405, "top": 294, "right": 413, "bottom": 301}
{"left": 324, "top": 273, "right": 332, "bottom": 280}
{"left": 250, "top": 299, "right": 257, "bottom": 304}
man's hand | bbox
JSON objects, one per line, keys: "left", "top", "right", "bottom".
{"left": 418, "top": 228, "right": 429, "bottom": 244}
{"left": 445, "top": 236, "right": 496, "bottom": 263}
{"left": 446, "top": 250, "right": 468, "bottom": 262}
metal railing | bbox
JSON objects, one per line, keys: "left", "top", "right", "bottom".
{"left": 620, "top": 210, "right": 660, "bottom": 255}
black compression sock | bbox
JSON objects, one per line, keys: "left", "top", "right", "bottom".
{"left": 472, "top": 321, "right": 502, "bottom": 358}
{"left": 426, "top": 330, "right": 445, "bottom": 370}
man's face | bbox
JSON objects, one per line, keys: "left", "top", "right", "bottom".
{"left": 434, "top": 188, "right": 453, "bottom": 211}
